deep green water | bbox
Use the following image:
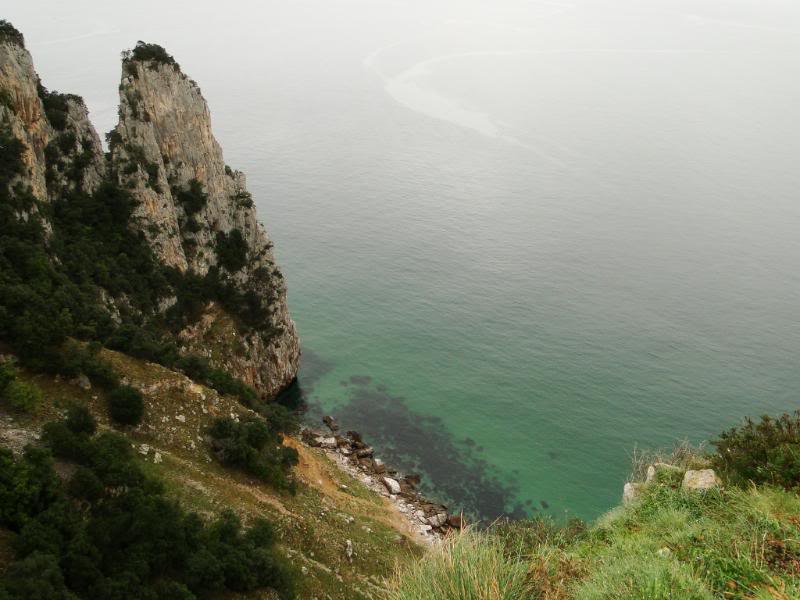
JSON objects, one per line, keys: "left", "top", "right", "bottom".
{"left": 11, "top": 0, "right": 800, "bottom": 520}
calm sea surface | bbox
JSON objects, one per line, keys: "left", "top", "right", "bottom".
{"left": 10, "top": 0, "right": 800, "bottom": 519}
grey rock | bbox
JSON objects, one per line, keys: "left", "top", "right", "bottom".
{"left": 382, "top": 477, "right": 401, "bottom": 495}
{"left": 682, "top": 469, "right": 722, "bottom": 491}
{"left": 623, "top": 482, "right": 642, "bottom": 504}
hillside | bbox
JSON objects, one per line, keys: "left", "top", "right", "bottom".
{"left": 0, "top": 347, "right": 423, "bottom": 599}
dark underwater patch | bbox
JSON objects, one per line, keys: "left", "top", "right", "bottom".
{"left": 335, "top": 385, "right": 527, "bottom": 521}
{"left": 348, "top": 374, "right": 372, "bottom": 385}
{"left": 278, "top": 348, "right": 335, "bottom": 413}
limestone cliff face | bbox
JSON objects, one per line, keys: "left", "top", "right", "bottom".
{"left": 46, "top": 97, "right": 107, "bottom": 198}
{"left": 0, "top": 31, "right": 300, "bottom": 399}
{"left": 110, "top": 53, "right": 300, "bottom": 398}
{"left": 0, "top": 37, "right": 51, "bottom": 201}
{"left": 0, "top": 36, "right": 106, "bottom": 202}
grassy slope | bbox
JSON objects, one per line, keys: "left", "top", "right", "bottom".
{"left": 388, "top": 472, "right": 800, "bottom": 599}
{"left": 0, "top": 349, "right": 423, "bottom": 600}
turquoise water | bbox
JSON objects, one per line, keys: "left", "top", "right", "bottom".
{"left": 11, "top": 0, "right": 800, "bottom": 520}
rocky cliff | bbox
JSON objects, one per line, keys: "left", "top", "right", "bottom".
{"left": 0, "top": 28, "right": 299, "bottom": 398}
{"left": 108, "top": 44, "right": 300, "bottom": 397}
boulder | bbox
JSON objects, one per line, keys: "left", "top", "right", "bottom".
{"left": 382, "top": 477, "right": 401, "bottom": 495}
{"left": 682, "top": 469, "right": 722, "bottom": 491}
{"left": 72, "top": 374, "right": 92, "bottom": 390}
{"left": 344, "top": 539, "right": 353, "bottom": 563}
{"left": 346, "top": 430, "right": 363, "bottom": 444}
{"left": 355, "top": 447, "right": 374, "bottom": 459}
{"left": 322, "top": 415, "right": 339, "bottom": 432}
{"left": 623, "top": 482, "right": 641, "bottom": 504}
{"left": 372, "top": 458, "right": 386, "bottom": 474}
{"left": 315, "top": 436, "right": 337, "bottom": 449}
{"left": 427, "top": 513, "right": 447, "bottom": 528}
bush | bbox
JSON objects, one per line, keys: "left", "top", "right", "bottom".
{"left": 176, "top": 178, "right": 208, "bottom": 216}
{"left": 208, "top": 416, "right": 297, "bottom": 492}
{"left": 2, "top": 380, "right": 42, "bottom": 413}
{"left": 0, "top": 360, "right": 42, "bottom": 413}
{"left": 66, "top": 404, "right": 97, "bottom": 435}
{"left": 0, "top": 20, "right": 25, "bottom": 48}
{"left": 216, "top": 229, "right": 248, "bottom": 272}
{"left": 107, "top": 385, "right": 144, "bottom": 426}
{"left": 128, "top": 41, "right": 179, "bottom": 69}
{"left": 0, "top": 416, "right": 296, "bottom": 599}
{"left": 713, "top": 411, "right": 800, "bottom": 488}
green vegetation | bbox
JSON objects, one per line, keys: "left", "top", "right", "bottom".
{"left": 128, "top": 41, "right": 180, "bottom": 69}
{"left": 713, "top": 411, "right": 800, "bottom": 489}
{"left": 208, "top": 415, "right": 299, "bottom": 492}
{"left": 107, "top": 384, "right": 145, "bottom": 426}
{"left": 387, "top": 412, "right": 800, "bottom": 600}
{"left": 0, "top": 20, "right": 25, "bottom": 49}
{"left": 387, "top": 529, "right": 532, "bottom": 600}
{"left": 0, "top": 413, "right": 296, "bottom": 599}
{"left": 176, "top": 178, "right": 208, "bottom": 216}
{"left": 36, "top": 84, "right": 83, "bottom": 132}
{"left": 232, "top": 189, "right": 254, "bottom": 209}
{"left": 216, "top": 228, "right": 248, "bottom": 272}
{"left": 0, "top": 360, "right": 41, "bottom": 413}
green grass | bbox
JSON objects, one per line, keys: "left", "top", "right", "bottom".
{"left": 386, "top": 528, "right": 532, "bottom": 600}
{"left": 386, "top": 479, "right": 800, "bottom": 599}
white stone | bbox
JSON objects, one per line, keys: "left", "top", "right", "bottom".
{"left": 427, "top": 513, "right": 447, "bottom": 528}
{"left": 382, "top": 477, "right": 401, "bottom": 494}
{"left": 175, "top": 414, "right": 186, "bottom": 423}
{"left": 622, "top": 482, "right": 641, "bottom": 504}
{"left": 645, "top": 465, "right": 656, "bottom": 484}
{"left": 316, "top": 437, "right": 337, "bottom": 449}
{"left": 682, "top": 469, "right": 721, "bottom": 491}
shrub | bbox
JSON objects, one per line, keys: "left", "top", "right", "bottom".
{"left": 2, "top": 380, "right": 42, "bottom": 413}
{"left": 107, "top": 385, "right": 144, "bottom": 426}
{"left": 0, "top": 360, "right": 42, "bottom": 413}
{"left": 0, "top": 20, "right": 25, "bottom": 48}
{"left": 0, "top": 416, "right": 296, "bottom": 598}
{"left": 128, "top": 41, "right": 179, "bottom": 69}
{"left": 216, "top": 229, "right": 248, "bottom": 272}
{"left": 713, "top": 411, "right": 800, "bottom": 488}
{"left": 208, "top": 416, "right": 297, "bottom": 492}
{"left": 37, "top": 85, "right": 83, "bottom": 132}
{"left": 176, "top": 178, "right": 208, "bottom": 216}
{"left": 66, "top": 405, "right": 97, "bottom": 435}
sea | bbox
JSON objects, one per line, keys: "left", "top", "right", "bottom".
{"left": 8, "top": 0, "right": 800, "bottom": 520}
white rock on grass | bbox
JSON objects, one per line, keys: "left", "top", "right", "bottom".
{"left": 646, "top": 462, "right": 683, "bottom": 484}
{"left": 682, "top": 469, "right": 721, "bottom": 491}
{"left": 622, "top": 482, "right": 641, "bottom": 504}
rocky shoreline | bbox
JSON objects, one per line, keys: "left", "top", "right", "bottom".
{"left": 301, "top": 416, "right": 465, "bottom": 543}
